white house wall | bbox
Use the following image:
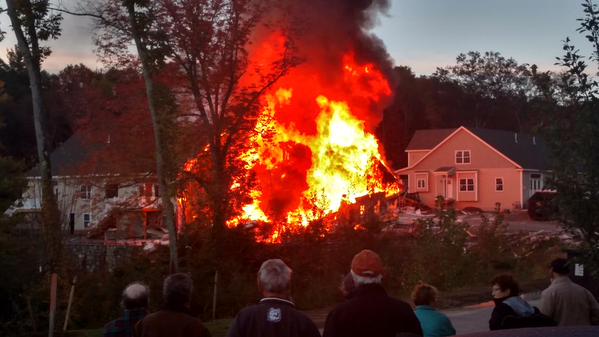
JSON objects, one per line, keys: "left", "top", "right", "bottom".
{"left": 12, "top": 176, "right": 161, "bottom": 232}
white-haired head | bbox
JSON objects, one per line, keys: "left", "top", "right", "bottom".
{"left": 350, "top": 270, "right": 383, "bottom": 286}
{"left": 257, "top": 259, "right": 292, "bottom": 294}
{"left": 121, "top": 282, "right": 149, "bottom": 310}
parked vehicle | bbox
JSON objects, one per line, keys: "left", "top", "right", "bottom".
{"left": 527, "top": 191, "right": 557, "bottom": 221}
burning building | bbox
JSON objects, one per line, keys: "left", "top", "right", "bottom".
{"left": 180, "top": 0, "right": 402, "bottom": 241}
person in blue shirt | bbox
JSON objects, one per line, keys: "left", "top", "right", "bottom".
{"left": 412, "top": 283, "right": 456, "bottom": 337}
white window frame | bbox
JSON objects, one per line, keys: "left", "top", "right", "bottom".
{"left": 80, "top": 184, "right": 92, "bottom": 199}
{"left": 83, "top": 213, "right": 91, "bottom": 228}
{"left": 530, "top": 173, "right": 542, "bottom": 191}
{"left": 456, "top": 170, "right": 478, "bottom": 202}
{"left": 495, "top": 177, "right": 504, "bottom": 192}
{"left": 455, "top": 150, "right": 471, "bottom": 164}
{"left": 459, "top": 178, "right": 475, "bottom": 192}
{"left": 414, "top": 172, "right": 429, "bottom": 192}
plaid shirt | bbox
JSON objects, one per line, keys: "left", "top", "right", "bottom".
{"left": 104, "top": 308, "right": 147, "bottom": 337}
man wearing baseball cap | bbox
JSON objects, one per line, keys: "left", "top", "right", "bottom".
{"left": 323, "top": 249, "right": 423, "bottom": 337}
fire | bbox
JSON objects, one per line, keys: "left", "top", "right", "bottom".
{"left": 179, "top": 30, "right": 400, "bottom": 243}
{"left": 226, "top": 50, "right": 399, "bottom": 241}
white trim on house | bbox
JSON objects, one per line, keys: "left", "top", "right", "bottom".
{"left": 460, "top": 128, "right": 522, "bottom": 168}
{"left": 495, "top": 177, "right": 504, "bottom": 192}
{"left": 396, "top": 126, "right": 523, "bottom": 174}
{"left": 455, "top": 149, "right": 471, "bottom": 164}
{"left": 414, "top": 172, "right": 429, "bottom": 192}
{"left": 455, "top": 170, "right": 478, "bottom": 202}
{"left": 519, "top": 169, "right": 523, "bottom": 208}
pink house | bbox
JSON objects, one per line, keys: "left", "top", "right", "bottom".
{"left": 395, "top": 126, "right": 550, "bottom": 211}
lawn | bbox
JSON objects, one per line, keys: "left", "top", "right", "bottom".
{"left": 66, "top": 318, "right": 233, "bottom": 337}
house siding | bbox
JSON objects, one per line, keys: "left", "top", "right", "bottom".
{"left": 407, "top": 151, "right": 429, "bottom": 167}
{"left": 402, "top": 129, "right": 524, "bottom": 211}
{"left": 14, "top": 176, "right": 160, "bottom": 231}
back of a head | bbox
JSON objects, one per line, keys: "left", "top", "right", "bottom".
{"left": 411, "top": 283, "right": 437, "bottom": 306}
{"left": 350, "top": 249, "right": 384, "bottom": 286}
{"left": 258, "top": 259, "right": 292, "bottom": 294}
{"left": 122, "top": 282, "right": 149, "bottom": 310}
{"left": 163, "top": 273, "right": 193, "bottom": 308}
{"left": 492, "top": 274, "right": 520, "bottom": 296}
{"left": 550, "top": 258, "right": 570, "bottom": 275}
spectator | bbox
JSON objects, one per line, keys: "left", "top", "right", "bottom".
{"left": 539, "top": 258, "right": 599, "bottom": 325}
{"left": 323, "top": 249, "right": 423, "bottom": 337}
{"left": 489, "top": 274, "right": 555, "bottom": 330}
{"left": 226, "top": 259, "right": 320, "bottom": 337}
{"left": 135, "top": 273, "right": 210, "bottom": 337}
{"left": 104, "top": 282, "right": 149, "bottom": 337}
{"left": 339, "top": 273, "right": 356, "bottom": 299}
{"left": 412, "top": 283, "right": 455, "bottom": 337}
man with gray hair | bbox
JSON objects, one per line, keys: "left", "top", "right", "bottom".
{"left": 227, "top": 259, "right": 320, "bottom": 337}
{"left": 104, "top": 282, "right": 149, "bottom": 337}
{"left": 323, "top": 249, "right": 423, "bottom": 337}
{"left": 135, "top": 273, "right": 210, "bottom": 337}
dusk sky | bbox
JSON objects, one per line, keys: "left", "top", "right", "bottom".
{"left": 0, "top": 0, "right": 592, "bottom": 75}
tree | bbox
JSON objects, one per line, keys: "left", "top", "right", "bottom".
{"left": 4, "top": 0, "right": 63, "bottom": 272}
{"left": 153, "top": 0, "right": 297, "bottom": 249}
{"left": 433, "top": 51, "right": 544, "bottom": 131}
{"left": 544, "top": 0, "right": 599, "bottom": 275}
{"left": 91, "top": 0, "right": 297, "bottom": 267}
{"left": 86, "top": 0, "right": 184, "bottom": 271}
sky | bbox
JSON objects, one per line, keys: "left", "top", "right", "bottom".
{"left": 0, "top": 0, "right": 593, "bottom": 75}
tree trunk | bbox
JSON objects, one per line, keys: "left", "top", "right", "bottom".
{"left": 124, "top": 1, "right": 178, "bottom": 272}
{"left": 6, "top": 0, "right": 62, "bottom": 272}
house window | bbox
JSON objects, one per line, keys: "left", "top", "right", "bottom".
{"left": 495, "top": 178, "right": 504, "bottom": 192}
{"left": 83, "top": 213, "right": 91, "bottom": 228}
{"left": 459, "top": 178, "right": 475, "bottom": 191}
{"left": 415, "top": 173, "right": 428, "bottom": 191}
{"left": 140, "top": 183, "right": 154, "bottom": 198}
{"left": 80, "top": 185, "right": 92, "bottom": 199}
{"left": 105, "top": 183, "right": 119, "bottom": 199}
{"left": 455, "top": 150, "right": 471, "bottom": 164}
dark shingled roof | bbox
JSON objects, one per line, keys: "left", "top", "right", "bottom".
{"left": 405, "top": 128, "right": 457, "bottom": 150}
{"left": 407, "top": 127, "right": 550, "bottom": 170}
{"left": 28, "top": 127, "right": 157, "bottom": 177}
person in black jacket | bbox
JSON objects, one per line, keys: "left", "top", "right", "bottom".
{"left": 489, "top": 274, "right": 555, "bottom": 330}
{"left": 226, "top": 259, "right": 320, "bottom": 337}
{"left": 323, "top": 249, "right": 423, "bottom": 337}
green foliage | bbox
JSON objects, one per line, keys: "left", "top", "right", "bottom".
{"left": 0, "top": 157, "right": 26, "bottom": 213}
{"left": 543, "top": 0, "right": 599, "bottom": 276}
{"left": 407, "top": 197, "right": 471, "bottom": 289}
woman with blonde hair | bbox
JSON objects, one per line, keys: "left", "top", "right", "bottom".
{"left": 412, "top": 283, "right": 456, "bottom": 337}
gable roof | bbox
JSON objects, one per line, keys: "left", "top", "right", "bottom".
{"left": 402, "top": 126, "right": 549, "bottom": 171}
{"left": 28, "top": 125, "right": 157, "bottom": 177}
{"left": 406, "top": 128, "right": 456, "bottom": 150}
{"left": 468, "top": 128, "right": 549, "bottom": 170}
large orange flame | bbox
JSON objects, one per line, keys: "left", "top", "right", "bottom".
{"left": 228, "top": 48, "right": 399, "bottom": 241}
{"left": 182, "top": 32, "right": 400, "bottom": 242}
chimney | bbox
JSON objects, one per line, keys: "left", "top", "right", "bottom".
{"left": 514, "top": 133, "right": 518, "bottom": 144}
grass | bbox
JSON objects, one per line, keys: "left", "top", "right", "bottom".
{"left": 65, "top": 319, "right": 233, "bottom": 337}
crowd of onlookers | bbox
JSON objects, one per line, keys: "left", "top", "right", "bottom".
{"left": 103, "top": 251, "right": 599, "bottom": 337}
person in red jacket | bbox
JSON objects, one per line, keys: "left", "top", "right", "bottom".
{"left": 323, "top": 249, "right": 423, "bottom": 337}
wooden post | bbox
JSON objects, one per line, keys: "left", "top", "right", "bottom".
{"left": 48, "top": 273, "right": 57, "bottom": 337}
{"left": 212, "top": 270, "right": 218, "bottom": 321}
{"left": 62, "top": 276, "right": 77, "bottom": 332}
